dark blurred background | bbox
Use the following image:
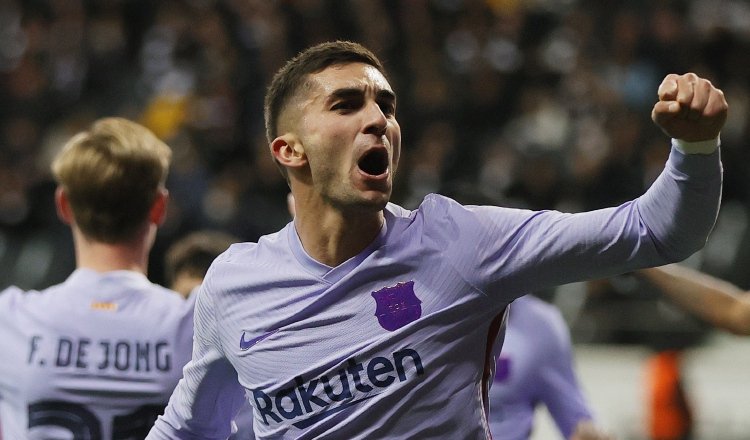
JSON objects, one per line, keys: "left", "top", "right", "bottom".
{"left": 2, "top": 0, "right": 750, "bottom": 348}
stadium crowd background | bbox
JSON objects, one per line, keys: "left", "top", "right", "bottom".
{"left": 2, "top": 0, "right": 750, "bottom": 344}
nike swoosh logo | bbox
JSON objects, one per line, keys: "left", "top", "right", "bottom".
{"left": 240, "top": 329, "right": 279, "bottom": 351}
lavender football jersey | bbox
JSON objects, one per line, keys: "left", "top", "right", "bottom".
{"left": 0, "top": 269, "right": 194, "bottom": 439}
{"left": 489, "top": 295, "right": 593, "bottom": 439}
{"left": 149, "top": 146, "right": 721, "bottom": 439}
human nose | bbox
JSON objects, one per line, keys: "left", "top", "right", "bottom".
{"left": 362, "top": 100, "right": 387, "bottom": 137}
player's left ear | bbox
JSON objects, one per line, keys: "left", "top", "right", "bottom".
{"left": 55, "top": 186, "right": 74, "bottom": 225}
{"left": 149, "top": 188, "right": 169, "bottom": 226}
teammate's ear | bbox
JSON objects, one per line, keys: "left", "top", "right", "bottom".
{"left": 271, "top": 135, "right": 307, "bottom": 169}
{"left": 149, "top": 188, "right": 169, "bottom": 226}
{"left": 55, "top": 186, "right": 74, "bottom": 225}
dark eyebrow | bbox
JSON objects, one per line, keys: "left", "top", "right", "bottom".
{"left": 377, "top": 89, "right": 397, "bottom": 106}
{"left": 326, "top": 88, "right": 397, "bottom": 105}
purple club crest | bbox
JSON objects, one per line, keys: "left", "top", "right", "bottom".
{"left": 371, "top": 281, "right": 421, "bottom": 331}
{"left": 494, "top": 357, "right": 511, "bottom": 382}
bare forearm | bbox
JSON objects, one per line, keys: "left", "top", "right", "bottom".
{"left": 638, "top": 265, "right": 750, "bottom": 335}
{"left": 570, "top": 420, "right": 614, "bottom": 440}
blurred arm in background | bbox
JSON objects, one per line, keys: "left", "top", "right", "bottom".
{"left": 637, "top": 265, "right": 750, "bottom": 336}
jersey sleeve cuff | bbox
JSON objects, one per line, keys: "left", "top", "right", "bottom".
{"left": 672, "top": 137, "right": 720, "bottom": 155}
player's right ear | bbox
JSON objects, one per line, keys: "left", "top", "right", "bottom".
{"left": 271, "top": 134, "right": 307, "bottom": 169}
{"left": 149, "top": 188, "right": 169, "bottom": 226}
{"left": 55, "top": 186, "right": 74, "bottom": 225}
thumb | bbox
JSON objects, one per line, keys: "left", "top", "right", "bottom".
{"left": 652, "top": 100, "right": 680, "bottom": 123}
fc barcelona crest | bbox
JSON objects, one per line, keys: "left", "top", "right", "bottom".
{"left": 371, "top": 281, "right": 422, "bottom": 331}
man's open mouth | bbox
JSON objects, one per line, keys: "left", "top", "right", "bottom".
{"left": 357, "top": 148, "right": 389, "bottom": 176}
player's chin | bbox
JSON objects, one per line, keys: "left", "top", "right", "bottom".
{"left": 360, "top": 191, "right": 390, "bottom": 210}
{"left": 349, "top": 187, "right": 391, "bottom": 211}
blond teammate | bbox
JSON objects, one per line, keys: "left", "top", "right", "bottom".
{"left": 0, "top": 118, "right": 193, "bottom": 439}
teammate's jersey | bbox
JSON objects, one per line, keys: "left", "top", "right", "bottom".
{"left": 0, "top": 269, "right": 194, "bottom": 439}
{"left": 489, "top": 295, "right": 593, "bottom": 439}
{"left": 149, "top": 147, "right": 721, "bottom": 439}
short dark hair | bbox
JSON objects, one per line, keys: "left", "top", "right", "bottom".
{"left": 263, "top": 41, "right": 387, "bottom": 176}
{"left": 164, "top": 230, "right": 237, "bottom": 285}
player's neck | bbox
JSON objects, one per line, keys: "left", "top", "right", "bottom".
{"left": 294, "top": 207, "right": 383, "bottom": 268}
{"left": 73, "top": 228, "right": 151, "bottom": 275}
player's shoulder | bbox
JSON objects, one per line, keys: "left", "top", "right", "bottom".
{"left": 202, "top": 226, "right": 293, "bottom": 291}
{"left": 146, "top": 281, "right": 190, "bottom": 306}
{"left": 385, "top": 194, "right": 501, "bottom": 252}
{"left": 214, "top": 240, "right": 258, "bottom": 265}
{"left": 97, "top": 273, "right": 189, "bottom": 316}
{"left": 419, "top": 193, "right": 464, "bottom": 214}
{"left": 0, "top": 284, "right": 52, "bottom": 305}
{"left": 0, "top": 285, "right": 30, "bottom": 308}
{"left": 414, "top": 193, "right": 525, "bottom": 226}
{"left": 213, "top": 227, "right": 288, "bottom": 266}
{"left": 96, "top": 270, "right": 185, "bottom": 306}
{"left": 136, "top": 284, "right": 195, "bottom": 328}
{"left": 395, "top": 193, "right": 475, "bottom": 227}
{"left": 0, "top": 285, "right": 26, "bottom": 297}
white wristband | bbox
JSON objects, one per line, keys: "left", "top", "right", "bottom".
{"left": 673, "top": 137, "right": 720, "bottom": 155}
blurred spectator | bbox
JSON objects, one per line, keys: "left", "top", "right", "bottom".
{"left": 164, "top": 229, "right": 237, "bottom": 298}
